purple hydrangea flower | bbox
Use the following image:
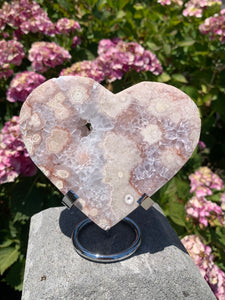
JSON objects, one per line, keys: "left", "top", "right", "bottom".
{"left": 186, "top": 167, "right": 225, "bottom": 227}
{"left": 60, "top": 60, "right": 105, "bottom": 82}
{"left": 96, "top": 39, "right": 163, "bottom": 81}
{"left": 220, "top": 193, "right": 225, "bottom": 211}
{"left": 189, "top": 167, "right": 224, "bottom": 197}
{"left": 28, "top": 42, "right": 71, "bottom": 73}
{"left": 198, "top": 141, "right": 206, "bottom": 150}
{"left": 0, "top": 39, "right": 25, "bottom": 79}
{"left": 183, "top": 0, "right": 222, "bottom": 18}
{"left": 199, "top": 9, "right": 225, "bottom": 43}
{"left": 181, "top": 235, "right": 214, "bottom": 277}
{"left": 0, "top": 116, "right": 36, "bottom": 184}
{"left": 7, "top": 71, "right": 46, "bottom": 102}
{"left": 55, "top": 18, "right": 81, "bottom": 35}
{"left": 72, "top": 36, "right": 81, "bottom": 48}
{"left": 182, "top": 235, "right": 225, "bottom": 299}
{"left": 0, "top": 0, "right": 55, "bottom": 36}
{"left": 61, "top": 38, "right": 163, "bottom": 82}
{"left": 185, "top": 196, "right": 225, "bottom": 227}
{"left": 157, "top": 0, "right": 183, "bottom": 6}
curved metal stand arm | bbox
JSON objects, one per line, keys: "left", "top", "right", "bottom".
{"left": 72, "top": 217, "right": 142, "bottom": 263}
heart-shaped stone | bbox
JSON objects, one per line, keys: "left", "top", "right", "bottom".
{"left": 20, "top": 76, "right": 200, "bottom": 230}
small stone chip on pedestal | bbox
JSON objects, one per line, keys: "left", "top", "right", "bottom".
{"left": 22, "top": 205, "right": 216, "bottom": 300}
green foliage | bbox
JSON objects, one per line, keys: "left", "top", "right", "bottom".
{"left": 1, "top": 0, "right": 225, "bottom": 293}
{"left": 0, "top": 245, "right": 20, "bottom": 275}
{"left": 0, "top": 173, "right": 61, "bottom": 291}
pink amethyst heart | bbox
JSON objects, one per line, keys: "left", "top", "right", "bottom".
{"left": 19, "top": 76, "right": 201, "bottom": 230}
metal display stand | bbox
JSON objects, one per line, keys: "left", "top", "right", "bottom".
{"left": 62, "top": 190, "right": 144, "bottom": 262}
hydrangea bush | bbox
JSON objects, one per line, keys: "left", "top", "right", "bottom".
{"left": 0, "top": 0, "right": 225, "bottom": 297}
{"left": 0, "top": 116, "right": 36, "bottom": 184}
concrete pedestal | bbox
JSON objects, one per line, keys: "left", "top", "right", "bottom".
{"left": 22, "top": 204, "right": 216, "bottom": 300}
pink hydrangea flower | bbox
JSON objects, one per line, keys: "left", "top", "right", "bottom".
{"left": 207, "top": 264, "right": 225, "bottom": 299}
{"left": 181, "top": 235, "right": 214, "bottom": 277}
{"left": 0, "top": 0, "right": 55, "bottom": 36}
{"left": 189, "top": 167, "right": 224, "bottom": 196}
{"left": 62, "top": 38, "right": 162, "bottom": 82}
{"left": 157, "top": 0, "right": 183, "bottom": 6}
{"left": 60, "top": 60, "right": 105, "bottom": 82}
{"left": 72, "top": 36, "right": 81, "bottom": 48}
{"left": 183, "top": 0, "right": 222, "bottom": 18}
{"left": 28, "top": 42, "right": 71, "bottom": 73}
{"left": 220, "top": 193, "right": 225, "bottom": 210}
{"left": 96, "top": 39, "right": 163, "bottom": 81}
{"left": 181, "top": 235, "right": 225, "bottom": 299}
{"left": 0, "top": 40, "right": 25, "bottom": 79}
{"left": 199, "top": 9, "right": 225, "bottom": 43}
{"left": 0, "top": 116, "right": 36, "bottom": 184}
{"left": 198, "top": 141, "right": 206, "bottom": 150}
{"left": 55, "top": 18, "right": 81, "bottom": 35}
{"left": 7, "top": 71, "right": 46, "bottom": 103}
{"left": 185, "top": 196, "right": 225, "bottom": 226}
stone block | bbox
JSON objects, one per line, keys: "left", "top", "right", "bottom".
{"left": 22, "top": 204, "right": 216, "bottom": 300}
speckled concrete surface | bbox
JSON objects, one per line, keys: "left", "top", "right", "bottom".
{"left": 22, "top": 204, "right": 216, "bottom": 300}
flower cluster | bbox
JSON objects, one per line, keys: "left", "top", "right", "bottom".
{"left": 55, "top": 18, "right": 81, "bottom": 35}
{"left": 181, "top": 235, "right": 213, "bottom": 277}
{"left": 0, "top": 116, "right": 36, "bottom": 184}
{"left": 185, "top": 196, "right": 224, "bottom": 226}
{"left": 7, "top": 71, "right": 45, "bottom": 103}
{"left": 181, "top": 235, "right": 225, "bottom": 300}
{"left": 199, "top": 9, "right": 225, "bottom": 43}
{"left": 198, "top": 140, "right": 206, "bottom": 150}
{"left": 61, "top": 38, "right": 163, "bottom": 82}
{"left": 0, "top": 40, "right": 25, "bottom": 79}
{"left": 72, "top": 36, "right": 81, "bottom": 48}
{"left": 220, "top": 193, "right": 225, "bottom": 210}
{"left": 185, "top": 167, "right": 225, "bottom": 227}
{"left": 60, "top": 60, "right": 105, "bottom": 82}
{"left": 97, "top": 38, "right": 163, "bottom": 81}
{"left": 183, "top": 0, "right": 222, "bottom": 18}
{"left": 189, "top": 167, "right": 224, "bottom": 197}
{"left": 157, "top": 0, "right": 183, "bottom": 6}
{"left": 0, "top": 0, "right": 55, "bottom": 37}
{"left": 28, "top": 42, "right": 71, "bottom": 73}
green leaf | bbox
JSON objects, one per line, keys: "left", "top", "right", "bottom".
{"left": 163, "top": 43, "right": 171, "bottom": 55}
{"left": 215, "top": 227, "right": 225, "bottom": 246}
{"left": 96, "top": 0, "right": 107, "bottom": 10}
{"left": 208, "top": 193, "right": 222, "bottom": 203}
{"left": 146, "top": 42, "right": 161, "bottom": 51}
{"left": 157, "top": 72, "right": 171, "bottom": 83}
{"left": 116, "top": 10, "right": 126, "bottom": 19}
{"left": 0, "top": 239, "right": 14, "bottom": 248}
{"left": 0, "top": 246, "right": 20, "bottom": 275}
{"left": 178, "top": 38, "right": 195, "bottom": 47}
{"left": 11, "top": 178, "right": 43, "bottom": 217}
{"left": 13, "top": 212, "right": 30, "bottom": 224}
{"left": 133, "top": 3, "right": 144, "bottom": 10}
{"left": 181, "top": 86, "right": 199, "bottom": 101}
{"left": 172, "top": 74, "right": 188, "bottom": 83}
{"left": 4, "top": 258, "right": 25, "bottom": 291}
{"left": 56, "top": 0, "right": 71, "bottom": 10}
{"left": 118, "top": 0, "right": 130, "bottom": 10}
{"left": 9, "top": 221, "right": 18, "bottom": 238}
{"left": 168, "top": 202, "right": 186, "bottom": 227}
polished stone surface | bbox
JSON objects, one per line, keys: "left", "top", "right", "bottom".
{"left": 20, "top": 76, "right": 201, "bottom": 229}
{"left": 22, "top": 206, "right": 216, "bottom": 300}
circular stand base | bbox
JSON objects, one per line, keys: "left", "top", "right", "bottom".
{"left": 72, "top": 217, "right": 141, "bottom": 263}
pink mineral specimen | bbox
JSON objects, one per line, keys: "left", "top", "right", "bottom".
{"left": 19, "top": 76, "right": 201, "bottom": 230}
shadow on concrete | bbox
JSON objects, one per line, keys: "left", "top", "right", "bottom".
{"left": 59, "top": 204, "right": 187, "bottom": 256}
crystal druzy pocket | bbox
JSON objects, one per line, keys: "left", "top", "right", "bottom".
{"left": 19, "top": 76, "right": 201, "bottom": 230}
